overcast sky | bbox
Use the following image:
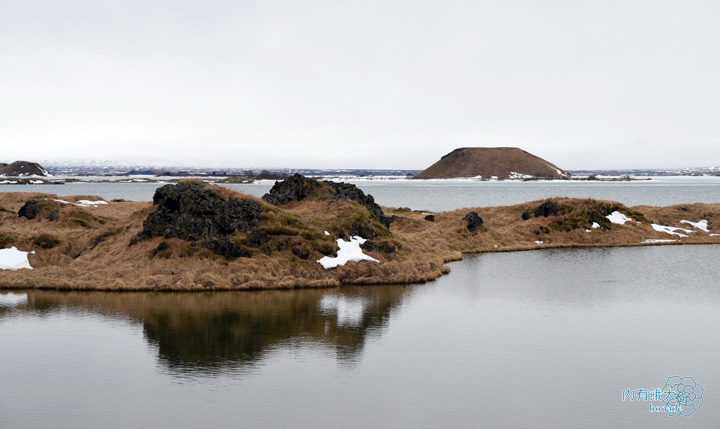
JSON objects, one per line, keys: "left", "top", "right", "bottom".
{"left": 1, "top": 0, "right": 719, "bottom": 170}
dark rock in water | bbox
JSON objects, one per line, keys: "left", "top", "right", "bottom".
{"left": 262, "top": 174, "right": 392, "bottom": 228}
{"left": 463, "top": 212, "right": 484, "bottom": 232}
{"left": 534, "top": 201, "right": 562, "bottom": 217}
{"left": 201, "top": 237, "right": 249, "bottom": 259}
{"left": 131, "top": 182, "right": 262, "bottom": 256}
{"left": 18, "top": 200, "right": 41, "bottom": 220}
{"left": 262, "top": 174, "right": 320, "bottom": 206}
{"left": 521, "top": 210, "right": 531, "bottom": 221}
{"left": 424, "top": 214, "right": 435, "bottom": 222}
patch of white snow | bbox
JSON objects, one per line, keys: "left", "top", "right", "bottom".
{"left": 592, "top": 222, "right": 600, "bottom": 229}
{"left": 680, "top": 219, "right": 709, "bottom": 233}
{"left": 606, "top": 211, "right": 632, "bottom": 225}
{"left": 324, "top": 231, "right": 330, "bottom": 236}
{"left": 534, "top": 240, "right": 544, "bottom": 244}
{"left": 0, "top": 247, "right": 35, "bottom": 270}
{"left": 75, "top": 200, "right": 108, "bottom": 207}
{"left": 317, "top": 236, "right": 379, "bottom": 269}
{"left": 642, "top": 239, "right": 678, "bottom": 244}
{"left": 651, "top": 224, "right": 694, "bottom": 237}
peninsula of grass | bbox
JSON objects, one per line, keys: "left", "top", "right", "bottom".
{"left": 1, "top": 175, "right": 719, "bottom": 291}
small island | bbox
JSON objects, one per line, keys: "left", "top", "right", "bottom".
{"left": 414, "top": 147, "right": 570, "bottom": 180}
{"left": 1, "top": 174, "right": 719, "bottom": 291}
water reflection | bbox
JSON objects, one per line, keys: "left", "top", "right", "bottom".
{"left": 15, "top": 286, "right": 412, "bottom": 375}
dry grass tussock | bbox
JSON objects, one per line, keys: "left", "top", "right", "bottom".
{"left": 1, "top": 189, "right": 719, "bottom": 291}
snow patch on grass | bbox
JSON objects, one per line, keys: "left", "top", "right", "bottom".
{"left": 317, "top": 236, "right": 379, "bottom": 269}
{"left": 651, "top": 224, "right": 694, "bottom": 237}
{"left": 680, "top": 219, "right": 709, "bottom": 232}
{"left": 0, "top": 247, "right": 35, "bottom": 270}
{"left": 606, "top": 211, "right": 633, "bottom": 225}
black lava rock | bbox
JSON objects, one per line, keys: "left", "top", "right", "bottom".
{"left": 349, "top": 221, "right": 378, "bottom": 239}
{"left": 360, "top": 240, "right": 396, "bottom": 256}
{"left": 262, "top": 174, "right": 392, "bottom": 228}
{"left": 18, "top": 200, "right": 40, "bottom": 220}
{"left": 424, "top": 214, "right": 435, "bottom": 222}
{"left": 521, "top": 210, "right": 531, "bottom": 221}
{"left": 463, "top": 212, "right": 484, "bottom": 232}
{"left": 533, "top": 201, "right": 562, "bottom": 218}
{"left": 131, "top": 182, "right": 262, "bottom": 256}
{"left": 201, "top": 237, "right": 249, "bottom": 259}
{"left": 262, "top": 174, "right": 320, "bottom": 205}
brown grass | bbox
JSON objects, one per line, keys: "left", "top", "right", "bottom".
{"left": 1, "top": 189, "right": 719, "bottom": 291}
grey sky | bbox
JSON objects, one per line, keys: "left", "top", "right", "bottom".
{"left": 1, "top": 0, "right": 719, "bottom": 170}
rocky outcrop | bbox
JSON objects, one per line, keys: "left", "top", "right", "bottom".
{"left": 131, "top": 182, "right": 265, "bottom": 257}
{"left": 414, "top": 148, "right": 569, "bottom": 180}
{"left": 463, "top": 212, "right": 484, "bottom": 232}
{"left": 0, "top": 161, "right": 49, "bottom": 177}
{"left": 533, "top": 201, "right": 562, "bottom": 218}
{"left": 262, "top": 174, "right": 321, "bottom": 206}
{"left": 18, "top": 200, "right": 62, "bottom": 221}
{"left": 263, "top": 174, "right": 393, "bottom": 228}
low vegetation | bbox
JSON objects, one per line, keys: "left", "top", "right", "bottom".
{"left": 1, "top": 180, "right": 719, "bottom": 291}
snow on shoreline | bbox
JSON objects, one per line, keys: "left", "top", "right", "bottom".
{"left": 0, "top": 247, "right": 35, "bottom": 270}
{"left": 317, "top": 236, "right": 379, "bottom": 269}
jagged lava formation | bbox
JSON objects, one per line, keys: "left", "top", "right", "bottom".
{"left": 414, "top": 147, "right": 570, "bottom": 180}
{"left": 1, "top": 175, "right": 719, "bottom": 291}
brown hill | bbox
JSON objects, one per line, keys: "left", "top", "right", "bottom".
{"left": 414, "top": 147, "right": 569, "bottom": 180}
{"left": 0, "top": 161, "right": 49, "bottom": 177}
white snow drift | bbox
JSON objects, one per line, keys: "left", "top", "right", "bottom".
{"left": 606, "top": 211, "right": 633, "bottom": 225}
{"left": 317, "top": 236, "right": 379, "bottom": 269}
{"left": 0, "top": 247, "right": 34, "bottom": 270}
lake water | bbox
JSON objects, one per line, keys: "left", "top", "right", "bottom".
{"left": 2, "top": 175, "right": 720, "bottom": 210}
{"left": 2, "top": 178, "right": 720, "bottom": 427}
{"left": 2, "top": 245, "right": 719, "bottom": 428}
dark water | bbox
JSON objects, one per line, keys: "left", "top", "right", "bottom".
{"left": 2, "top": 176, "right": 720, "bottom": 210}
{"left": 2, "top": 245, "right": 719, "bottom": 428}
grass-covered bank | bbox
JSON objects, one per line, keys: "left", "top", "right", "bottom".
{"left": 1, "top": 176, "right": 719, "bottom": 291}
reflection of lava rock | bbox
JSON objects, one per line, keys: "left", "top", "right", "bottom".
{"left": 131, "top": 182, "right": 264, "bottom": 257}
{"left": 263, "top": 174, "right": 392, "bottom": 228}
{"left": 463, "top": 212, "right": 484, "bottom": 232}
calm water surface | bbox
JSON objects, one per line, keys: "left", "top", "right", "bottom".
{"left": 2, "top": 245, "right": 719, "bottom": 428}
{"left": 2, "top": 176, "right": 720, "bottom": 210}
{"left": 2, "top": 178, "right": 720, "bottom": 427}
